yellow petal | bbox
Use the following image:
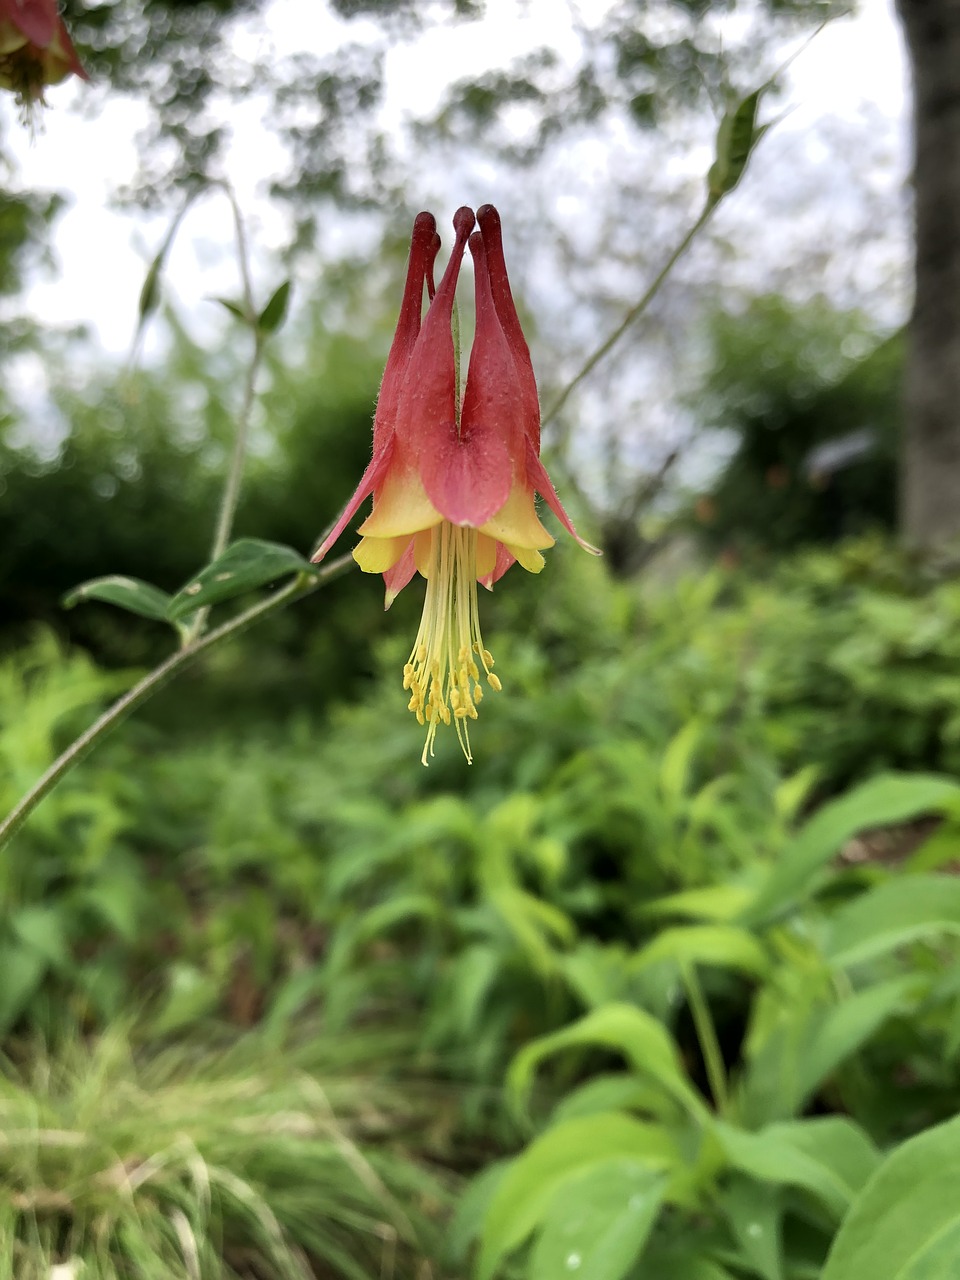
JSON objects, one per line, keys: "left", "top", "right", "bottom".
{"left": 414, "top": 528, "right": 435, "bottom": 579}
{"left": 479, "top": 482, "right": 555, "bottom": 550}
{"left": 353, "top": 534, "right": 410, "bottom": 573}
{"left": 359, "top": 463, "right": 443, "bottom": 539}
{"left": 503, "top": 542, "right": 546, "bottom": 574}
{"left": 476, "top": 533, "right": 497, "bottom": 580}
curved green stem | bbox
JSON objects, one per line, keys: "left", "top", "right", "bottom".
{"left": 0, "top": 555, "right": 353, "bottom": 854}
{"left": 542, "top": 205, "right": 713, "bottom": 433}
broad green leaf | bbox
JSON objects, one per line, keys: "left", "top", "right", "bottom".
{"left": 13, "top": 906, "right": 70, "bottom": 969}
{"left": 477, "top": 1112, "right": 678, "bottom": 1280}
{"left": 740, "top": 977, "right": 915, "bottom": 1125}
{"left": 744, "top": 774, "right": 960, "bottom": 925}
{"left": 641, "top": 884, "right": 755, "bottom": 923}
{"left": 168, "top": 539, "right": 313, "bottom": 619}
{"left": 825, "top": 875, "right": 960, "bottom": 968}
{"left": 258, "top": 279, "right": 292, "bottom": 334}
{"left": 631, "top": 925, "right": 769, "bottom": 979}
{"left": 640, "top": 1249, "right": 736, "bottom": 1280}
{"left": 822, "top": 1113, "right": 960, "bottom": 1280}
{"left": 716, "top": 1117, "right": 879, "bottom": 1218}
{"left": 719, "top": 1175, "right": 783, "bottom": 1280}
{"left": 507, "top": 1003, "right": 706, "bottom": 1122}
{"left": 529, "top": 1159, "right": 666, "bottom": 1280}
{"left": 767, "top": 1118, "right": 879, "bottom": 1199}
{"left": 551, "top": 1074, "right": 678, "bottom": 1125}
{"left": 63, "top": 574, "right": 174, "bottom": 622}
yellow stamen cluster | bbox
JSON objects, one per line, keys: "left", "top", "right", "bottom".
{"left": 402, "top": 523, "right": 502, "bottom": 765}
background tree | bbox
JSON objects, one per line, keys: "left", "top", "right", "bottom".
{"left": 896, "top": 0, "right": 960, "bottom": 547}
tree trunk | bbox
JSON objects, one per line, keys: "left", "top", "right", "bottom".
{"left": 897, "top": 0, "right": 960, "bottom": 545}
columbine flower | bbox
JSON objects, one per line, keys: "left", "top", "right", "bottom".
{"left": 0, "top": 0, "right": 88, "bottom": 107}
{"left": 313, "top": 204, "right": 598, "bottom": 764}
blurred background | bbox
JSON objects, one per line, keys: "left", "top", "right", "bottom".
{"left": 7, "top": 2, "right": 960, "bottom": 1279}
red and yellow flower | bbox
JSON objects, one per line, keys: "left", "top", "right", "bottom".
{"left": 0, "top": 0, "right": 87, "bottom": 105}
{"left": 313, "top": 204, "right": 598, "bottom": 763}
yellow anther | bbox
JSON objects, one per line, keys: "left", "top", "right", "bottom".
{"left": 455, "top": 707, "right": 469, "bottom": 719}
{"left": 458, "top": 645, "right": 470, "bottom": 663}
{"left": 488, "top": 673, "right": 502, "bottom": 692}
{"left": 440, "top": 706, "right": 451, "bottom": 725}
{"left": 450, "top": 687, "right": 461, "bottom": 711}
{"left": 468, "top": 661, "right": 480, "bottom": 681}
{"left": 416, "top": 644, "right": 427, "bottom": 664}
{"left": 408, "top": 694, "right": 419, "bottom": 711}
{"left": 481, "top": 649, "right": 494, "bottom": 668}
{"left": 473, "top": 685, "right": 484, "bottom": 704}
{"left": 468, "top": 705, "right": 478, "bottom": 719}
{"left": 416, "top": 708, "right": 425, "bottom": 726}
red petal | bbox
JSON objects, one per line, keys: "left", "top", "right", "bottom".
{"left": 3, "top": 0, "right": 56, "bottom": 46}
{"left": 525, "top": 437, "right": 602, "bottom": 554}
{"left": 373, "top": 213, "right": 439, "bottom": 455}
{"left": 383, "top": 538, "right": 417, "bottom": 608}
{"left": 421, "top": 420, "right": 511, "bottom": 527}
{"left": 311, "top": 435, "right": 396, "bottom": 563}
{"left": 477, "top": 204, "right": 541, "bottom": 451}
{"left": 395, "top": 207, "right": 474, "bottom": 454}
{"left": 479, "top": 542, "right": 517, "bottom": 590}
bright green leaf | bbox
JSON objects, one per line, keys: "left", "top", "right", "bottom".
{"left": 744, "top": 774, "right": 960, "bottom": 925}
{"left": 826, "top": 876, "right": 960, "bottom": 968}
{"left": 507, "top": 1003, "right": 705, "bottom": 1123}
{"left": 631, "top": 925, "right": 769, "bottom": 979}
{"left": 258, "top": 280, "right": 292, "bottom": 334}
{"left": 477, "top": 1112, "right": 678, "bottom": 1280}
{"left": 822, "top": 1113, "right": 960, "bottom": 1280}
{"left": 529, "top": 1159, "right": 666, "bottom": 1280}
{"left": 63, "top": 574, "right": 175, "bottom": 623}
{"left": 168, "top": 539, "right": 313, "bottom": 619}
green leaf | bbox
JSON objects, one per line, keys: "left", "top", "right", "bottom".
{"left": 507, "top": 1003, "right": 706, "bottom": 1123}
{"left": 258, "top": 280, "right": 292, "bottom": 334}
{"left": 719, "top": 1175, "right": 783, "bottom": 1280}
{"left": 477, "top": 1112, "right": 678, "bottom": 1280}
{"left": 822, "top": 1113, "right": 960, "bottom": 1280}
{"left": 740, "top": 977, "right": 915, "bottom": 1125}
{"left": 825, "top": 876, "right": 960, "bottom": 968}
{"left": 529, "top": 1159, "right": 666, "bottom": 1280}
{"left": 744, "top": 774, "right": 960, "bottom": 925}
{"left": 13, "top": 906, "right": 70, "bottom": 970}
{"left": 168, "top": 539, "right": 313, "bottom": 619}
{"left": 659, "top": 720, "right": 701, "bottom": 804}
{"left": 707, "top": 87, "right": 768, "bottom": 204}
{"left": 212, "top": 295, "right": 252, "bottom": 324}
{"left": 630, "top": 925, "right": 770, "bottom": 979}
{"left": 641, "top": 884, "right": 755, "bottom": 923}
{"left": 63, "top": 574, "right": 175, "bottom": 622}
{"left": 716, "top": 1117, "right": 879, "bottom": 1218}
{"left": 138, "top": 252, "right": 164, "bottom": 322}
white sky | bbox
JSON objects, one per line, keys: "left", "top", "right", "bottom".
{"left": 0, "top": 0, "right": 910, "bottom": 395}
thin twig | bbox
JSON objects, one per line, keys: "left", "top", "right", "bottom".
{"left": 0, "top": 556, "right": 352, "bottom": 854}
{"left": 541, "top": 205, "right": 713, "bottom": 433}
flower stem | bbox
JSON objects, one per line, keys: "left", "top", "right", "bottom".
{"left": 0, "top": 556, "right": 352, "bottom": 855}
{"left": 182, "top": 185, "right": 263, "bottom": 647}
{"left": 542, "top": 205, "right": 714, "bottom": 432}
{"left": 681, "top": 960, "right": 728, "bottom": 1114}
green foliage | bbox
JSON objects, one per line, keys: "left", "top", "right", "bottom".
{"left": 692, "top": 299, "right": 902, "bottom": 551}
{"left": 5, "top": 534, "right": 960, "bottom": 1278}
{"left": 0, "top": 1023, "right": 449, "bottom": 1279}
